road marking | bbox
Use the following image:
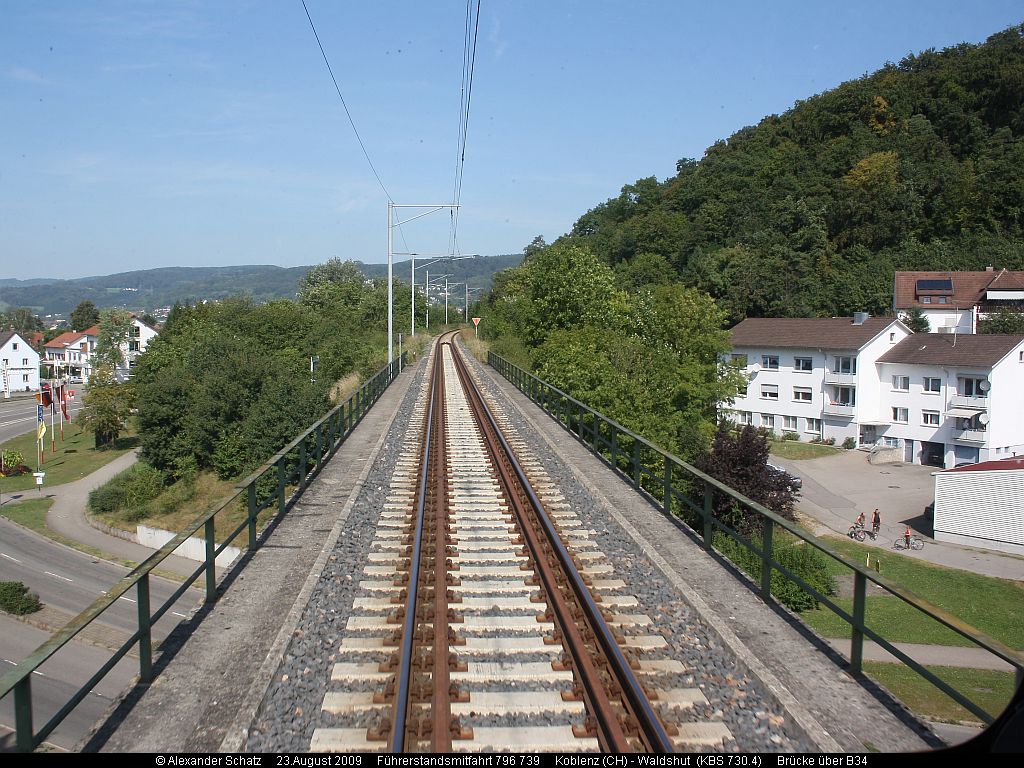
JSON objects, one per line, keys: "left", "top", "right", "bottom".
{"left": 44, "top": 571, "right": 73, "bottom": 583}
{"left": 172, "top": 611, "right": 188, "bottom": 618}
{"left": 0, "top": 552, "right": 21, "bottom": 563}
{"left": 118, "top": 596, "right": 137, "bottom": 604}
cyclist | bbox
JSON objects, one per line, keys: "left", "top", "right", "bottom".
{"left": 855, "top": 511, "right": 865, "bottom": 530}
{"left": 872, "top": 508, "right": 881, "bottom": 537}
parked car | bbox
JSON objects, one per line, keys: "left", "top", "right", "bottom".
{"left": 69, "top": 375, "right": 84, "bottom": 384}
{"left": 768, "top": 461, "right": 803, "bottom": 490}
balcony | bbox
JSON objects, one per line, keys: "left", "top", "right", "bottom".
{"left": 823, "top": 402, "right": 856, "bottom": 418}
{"left": 823, "top": 371, "right": 857, "bottom": 385}
{"left": 947, "top": 395, "right": 988, "bottom": 411}
{"left": 952, "top": 428, "right": 987, "bottom": 443}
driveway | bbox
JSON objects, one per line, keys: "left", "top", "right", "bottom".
{"left": 771, "top": 449, "right": 1024, "bottom": 581}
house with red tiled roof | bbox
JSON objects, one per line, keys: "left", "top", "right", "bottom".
{"left": 893, "top": 267, "right": 1024, "bottom": 334}
{"left": 44, "top": 327, "right": 97, "bottom": 379}
{"left": 1, "top": 331, "right": 41, "bottom": 394}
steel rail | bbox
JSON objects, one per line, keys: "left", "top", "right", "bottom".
{"left": 448, "top": 337, "right": 674, "bottom": 752}
{"left": 388, "top": 341, "right": 442, "bottom": 751}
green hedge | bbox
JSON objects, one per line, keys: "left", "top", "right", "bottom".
{"left": 0, "top": 581, "right": 42, "bottom": 615}
{"left": 88, "top": 462, "right": 166, "bottom": 521}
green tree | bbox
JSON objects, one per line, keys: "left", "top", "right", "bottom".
{"left": 0, "top": 307, "right": 42, "bottom": 336}
{"left": 70, "top": 300, "right": 100, "bottom": 331}
{"left": 79, "top": 366, "right": 134, "bottom": 447}
{"left": 297, "top": 258, "right": 367, "bottom": 311}
{"left": 900, "top": 307, "right": 931, "bottom": 333}
{"left": 978, "top": 307, "right": 1024, "bottom": 334}
{"left": 94, "top": 309, "right": 133, "bottom": 369}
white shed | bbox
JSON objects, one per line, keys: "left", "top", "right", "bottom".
{"left": 933, "top": 457, "right": 1024, "bottom": 555}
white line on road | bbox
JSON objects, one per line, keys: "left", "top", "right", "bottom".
{"left": 118, "top": 596, "right": 137, "bottom": 604}
{"left": 0, "top": 552, "right": 21, "bottom": 563}
{"left": 44, "top": 571, "right": 74, "bottom": 583}
{"left": 172, "top": 611, "right": 188, "bottom": 618}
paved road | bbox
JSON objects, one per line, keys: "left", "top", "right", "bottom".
{"left": 0, "top": 391, "right": 85, "bottom": 445}
{"left": 0, "top": 516, "right": 197, "bottom": 640}
{"left": 0, "top": 614, "right": 137, "bottom": 752}
{"left": 772, "top": 450, "right": 1024, "bottom": 581}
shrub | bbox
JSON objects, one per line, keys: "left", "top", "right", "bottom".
{"left": 2, "top": 449, "right": 26, "bottom": 474}
{"left": 88, "top": 462, "right": 166, "bottom": 521}
{"left": 823, "top": 437, "right": 836, "bottom": 446}
{"left": 715, "top": 532, "right": 835, "bottom": 612}
{"left": 842, "top": 437, "right": 856, "bottom": 449}
{"left": 0, "top": 581, "right": 42, "bottom": 615}
{"left": 781, "top": 431, "right": 800, "bottom": 441}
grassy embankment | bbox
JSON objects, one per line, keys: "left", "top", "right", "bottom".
{"left": 0, "top": 422, "right": 137, "bottom": 492}
{"left": 797, "top": 531, "right": 1022, "bottom": 722}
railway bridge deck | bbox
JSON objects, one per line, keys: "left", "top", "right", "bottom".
{"left": 88, "top": 340, "right": 936, "bottom": 754}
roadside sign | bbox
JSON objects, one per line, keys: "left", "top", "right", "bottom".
{"left": 472, "top": 317, "right": 481, "bottom": 327}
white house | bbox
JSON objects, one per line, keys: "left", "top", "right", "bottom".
{"left": 43, "top": 327, "right": 97, "bottom": 379}
{"left": 876, "top": 333, "right": 1024, "bottom": 468}
{"left": 932, "top": 457, "right": 1024, "bottom": 555}
{"left": 727, "top": 314, "right": 912, "bottom": 447}
{"left": 1, "top": 331, "right": 41, "bottom": 395}
{"left": 726, "top": 316, "right": 1024, "bottom": 469}
{"left": 894, "top": 268, "right": 1024, "bottom": 334}
{"left": 119, "top": 316, "right": 158, "bottom": 377}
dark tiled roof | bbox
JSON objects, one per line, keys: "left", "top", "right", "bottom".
{"left": 0, "top": 331, "right": 17, "bottom": 347}
{"left": 894, "top": 269, "right": 1024, "bottom": 309}
{"left": 730, "top": 316, "right": 898, "bottom": 350}
{"left": 944, "top": 457, "right": 1024, "bottom": 473}
{"left": 877, "top": 333, "right": 1024, "bottom": 367}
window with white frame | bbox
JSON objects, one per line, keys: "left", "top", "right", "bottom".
{"left": 922, "top": 296, "right": 932, "bottom": 304}
{"left": 793, "top": 357, "right": 813, "bottom": 372}
{"left": 892, "top": 375, "right": 909, "bottom": 391}
{"left": 833, "top": 356, "right": 856, "bottom": 375}
{"left": 922, "top": 410, "right": 940, "bottom": 426}
{"left": 892, "top": 407, "right": 908, "bottom": 423}
{"left": 762, "top": 414, "right": 775, "bottom": 429}
{"left": 793, "top": 387, "right": 812, "bottom": 402}
{"left": 923, "top": 377, "right": 941, "bottom": 393}
{"left": 762, "top": 355, "right": 779, "bottom": 370}
{"left": 761, "top": 384, "right": 778, "bottom": 400}
{"left": 805, "top": 418, "right": 821, "bottom": 433}
{"left": 960, "top": 377, "right": 987, "bottom": 397}
{"left": 783, "top": 415, "right": 798, "bottom": 430}
{"left": 740, "top": 411, "right": 753, "bottom": 425}
{"left": 882, "top": 437, "right": 900, "bottom": 447}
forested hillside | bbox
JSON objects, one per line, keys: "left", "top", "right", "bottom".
{"left": 562, "top": 24, "right": 1024, "bottom": 321}
{"left": 478, "top": 24, "right": 1024, "bottom": 463}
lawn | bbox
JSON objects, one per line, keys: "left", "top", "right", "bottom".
{"left": 863, "top": 662, "right": 1016, "bottom": 724}
{"left": 0, "top": 422, "right": 137, "bottom": 492}
{"left": 769, "top": 440, "right": 842, "bottom": 460}
{"left": 799, "top": 534, "right": 1024, "bottom": 650}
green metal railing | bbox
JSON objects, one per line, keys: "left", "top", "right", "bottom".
{"left": 489, "top": 352, "right": 1024, "bottom": 723}
{"left": 0, "top": 353, "right": 407, "bottom": 752}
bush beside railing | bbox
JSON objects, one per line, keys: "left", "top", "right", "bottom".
{"left": 488, "top": 351, "right": 1024, "bottom": 724}
{"left": 0, "top": 353, "right": 407, "bottom": 752}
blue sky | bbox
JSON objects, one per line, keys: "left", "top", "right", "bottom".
{"left": 2, "top": 1, "right": 1022, "bottom": 280}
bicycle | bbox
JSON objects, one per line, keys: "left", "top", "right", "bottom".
{"left": 892, "top": 535, "right": 925, "bottom": 551}
{"left": 848, "top": 523, "right": 866, "bottom": 542}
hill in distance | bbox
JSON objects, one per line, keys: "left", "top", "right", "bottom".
{"left": 0, "top": 255, "right": 522, "bottom": 316}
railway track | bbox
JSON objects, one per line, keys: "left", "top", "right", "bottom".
{"left": 306, "top": 333, "right": 733, "bottom": 752}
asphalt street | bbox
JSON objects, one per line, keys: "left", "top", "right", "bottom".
{"left": 0, "top": 391, "right": 85, "bottom": 445}
{"left": 0, "top": 614, "right": 136, "bottom": 752}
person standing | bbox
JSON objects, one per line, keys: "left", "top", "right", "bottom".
{"left": 872, "top": 508, "right": 881, "bottom": 537}
{"left": 904, "top": 525, "right": 912, "bottom": 550}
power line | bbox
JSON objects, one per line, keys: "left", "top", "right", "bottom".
{"left": 449, "top": 0, "right": 481, "bottom": 256}
{"left": 300, "top": 0, "right": 393, "bottom": 203}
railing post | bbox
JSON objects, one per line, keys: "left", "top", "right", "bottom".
{"left": 315, "top": 423, "right": 324, "bottom": 473}
{"left": 137, "top": 573, "right": 153, "bottom": 683}
{"left": 761, "top": 516, "right": 774, "bottom": 600}
{"left": 277, "top": 459, "right": 286, "bottom": 516}
{"left": 702, "top": 480, "right": 714, "bottom": 547}
{"left": 632, "top": 439, "right": 642, "bottom": 487}
{"left": 611, "top": 428, "right": 618, "bottom": 472}
{"left": 14, "top": 677, "right": 33, "bottom": 753}
{"left": 851, "top": 571, "right": 867, "bottom": 675}
{"left": 204, "top": 517, "right": 216, "bottom": 602}
{"left": 247, "top": 482, "right": 258, "bottom": 550}
{"left": 298, "top": 439, "right": 308, "bottom": 492}
{"left": 663, "top": 455, "right": 673, "bottom": 514}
